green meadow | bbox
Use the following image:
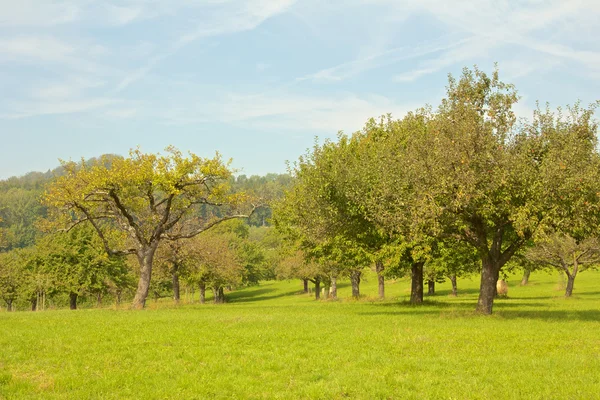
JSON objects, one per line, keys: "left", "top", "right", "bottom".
{"left": 1, "top": 271, "right": 599, "bottom": 400}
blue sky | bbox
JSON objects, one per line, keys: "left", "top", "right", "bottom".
{"left": 1, "top": 0, "right": 599, "bottom": 179}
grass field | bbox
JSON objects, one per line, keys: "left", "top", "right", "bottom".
{"left": 1, "top": 271, "right": 599, "bottom": 399}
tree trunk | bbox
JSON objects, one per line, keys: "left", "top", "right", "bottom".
{"left": 376, "top": 261, "right": 385, "bottom": 300}
{"left": 96, "top": 292, "right": 102, "bottom": 308}
{"left": 520, "top": 269, "right": 531, "bottom": 286}
{"left": 31, "top": 297, "right": 37, "bottom": 311}
{"left": 303, "top": 279, "right": 309, "bottom": 293}
{"left": 427, "top": 279, "right": 435, "bottom": 295}
{"left": 450, "top": 274, "right": 458, "bottom": 296}
{"left": 565, "top": 274, "right": 576, "bottom": 297}
{"left": 132, "top": 245, "right": 158, "bottom": 309}
{"left": 476, "top": 257, "right": 500, "bottom": 314}
{"left": 350, "top": 270, "right": 361, "bottom": 299}
{"left": 330, "top": 276, "right": 338, "bottom": 300}
{"left": 565, "top": 258, "right": 579, "bottom": 297}
{"left": 172, "top": 270, "right": 180, "bottom": 303}
{"left": 410, "top": 262, "right": 424, "bottom": 304}
{"left": 213, "top": 287, "right": 225, "bottom": 304}
{"left": 199, "top": 283, "right": 206, "bottom": 304}
{"left": 493, "top": 268, "right": 500, "bottom": 297}
{"left": 69, "top": 292, "right": 78, "bottom": 310}
{"left": 314, "top": 278, "right": 321, "bottom": 300}
{"left": 6, "top": 299, "right": 13, "bottom": 312}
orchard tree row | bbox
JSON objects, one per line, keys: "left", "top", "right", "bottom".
{"left": 273, "top": 66, "right": 600, "bottom": 314}
{"left": 0, "top": 218, "right": 279, "bottom": 311}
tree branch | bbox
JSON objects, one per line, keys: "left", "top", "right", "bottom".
{"left": 165, "top": 206, "right": 258, "bottom": 240}
{"left": 74, "top": 203, "right": 136, "bottom": 256}
{"left": 108, "top": 189, "right": 147, "bottom": 246}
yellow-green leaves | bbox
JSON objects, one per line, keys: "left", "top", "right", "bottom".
{"left": 44, "top": 146, "right": 245, "bottom": 253}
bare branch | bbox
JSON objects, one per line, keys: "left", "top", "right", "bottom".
{"left": 151, "top": 193, "right": 175, "bottom": 242}
{"left": 164, "top": 206, "right": 258, "bottom": 241}
{"left": 59, "top": 215, "right": 113, "bottom": 233}
{"left": 75, "top": 203, "right": 136, "bottom": 256}
{"left": 108, "top": 189, "right": 147, "bottom": 246}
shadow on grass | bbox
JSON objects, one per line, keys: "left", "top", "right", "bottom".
{"left": 227, "top": 287, "right": 301, "bottom": 303}
{"left": 433, "top": 288, "right": 481, "bottom": 296}
{"left": 572, "top": 291, "right": 600, "bottom": 296}
{"left": 497, "top": 309, "right": 600, "bottom": 321}
{"left": 357, "top": 297, "right": 600, "bottom": 321}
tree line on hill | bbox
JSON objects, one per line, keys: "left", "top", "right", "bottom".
{"left": 1, "top": 66, "right": 598, "bottom": 314}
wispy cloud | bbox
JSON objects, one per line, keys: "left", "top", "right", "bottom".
{"left": 158, "top": 89, "right": 419, "bottom": 134}
{"left": 104, "top": 4, "right": 143, "bottom": 26}
{"left": 303, "top": 36, "right": 473, "bottom": 84}
{"left": 114, "top": 0, "right": 297, "bottom": 92}
{"left": 380, "top": 0, "right": 600, "bottom": 82}
{"left": 1, "top": 97, "right": 119, "bottom": 119}
{"left": 0, "top": 0, "right": 80, "bottom": 27}
{"left": 0, "top": 36, "right": 74, "bottom": 62}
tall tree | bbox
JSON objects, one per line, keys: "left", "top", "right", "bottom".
{"left": 394, "top": 68, "right": 599, "bottom": 314}
{"left": 43, "top": 147, "right": 254, "bottom": 309}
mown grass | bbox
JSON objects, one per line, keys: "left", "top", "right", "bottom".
{"left": 1, "top": 271, "right": 599, "bottom": 399}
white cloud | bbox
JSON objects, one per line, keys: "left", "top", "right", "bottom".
{"left": 114, "top": 0, "right": 297, "bottom": 92}
{"left": 1, "top": 97, "right": 119, "bottom": 119}
{"left": 299, "top": 39, "right": 467, "bottom": 83}
{"left": 0, "top": 1, "right": 80, "bottom": 27}
{"left": 373, "top": 0, "right": 600, "bottom": 82}
{"left": 31, "top": 78, "right": 106, "bottom": 101}
{"left": 105, "top": 5, "right": 143, "bottom": 25}
{"left": 0, "top": 36, "right": 74, "bottom": 62}
{"left": 159, "top": 90, "right": 418, "bottom": 134}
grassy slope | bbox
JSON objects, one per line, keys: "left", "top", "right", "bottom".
{"left": 1, "top": 271, "right": 599, "bottom": 400}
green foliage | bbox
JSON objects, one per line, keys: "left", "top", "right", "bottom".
{"left": 37, "top": 225, "right": 131, "bottom": 301}
{"left": 0, "top": 250, "right": 26, "bottom": 309}
{"left": 0, "top": 188, "right": 46, "bottom": 249}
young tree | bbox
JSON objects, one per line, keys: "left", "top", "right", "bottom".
{"left": 154, "top": 240, "right": 188, "bottom": 303}
{"left": 185, "top": 231, "right": 243, "bottom": 304}
{"left": 44, "top": 147, "right": 254, "bottom": 309}
{"left": 38, "top": 226, "right": 129, "bottom": 309}
{"left": 426, "top": 239, "right": 480, "bottom": 296}
{"left": 527, "top": 232, "right": 600, "bottom": 296}
{"left": 276, "top": 247, "right": 329, "bottom": 300}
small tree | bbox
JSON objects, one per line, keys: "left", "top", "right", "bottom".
{"left": 185, "top": 231, "right": 243, "bottom": 304}
{"left": 276, "top": 248, "right": 328, "bottom": 300}
{"left": 527, "top": 232, "right": 600, "bottom": 296}
{"left": 37, "top": 226, "right": 129, "bottom": 309}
